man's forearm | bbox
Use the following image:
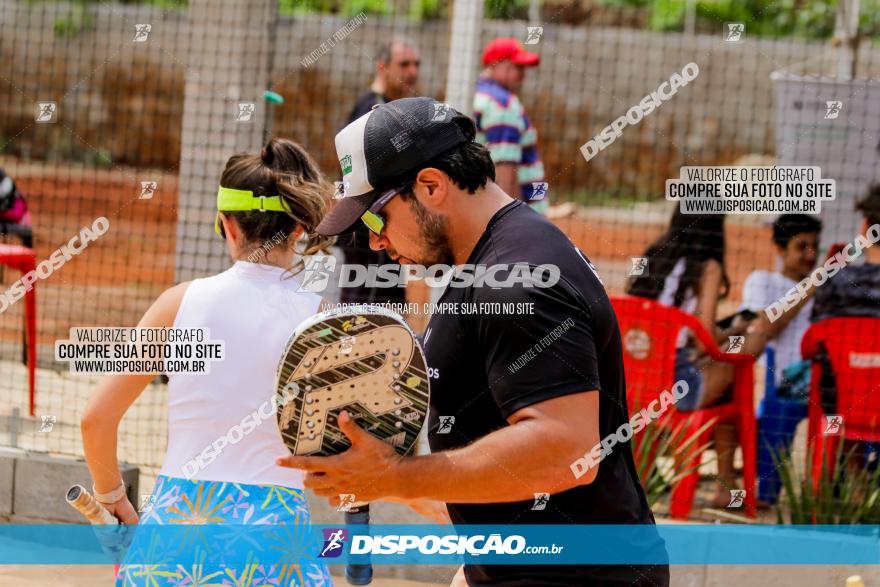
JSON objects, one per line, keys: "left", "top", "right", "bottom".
{"left": 392, "top": 420, "right": 588, "bottom": 504}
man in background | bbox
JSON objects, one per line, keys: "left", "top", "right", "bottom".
{"left": 808, "top": 184, "right": 880, "bottom": 466}
{"left": 337, "top": 37, "right": 420, "bottom": 304}
{"left": 346, "top": 37, "right": 420, "bottom": 123}
{"left": 474, "top": 37, "right": 550, "bottom": 215}
{"left": 812, "top": 183, "right": 880, "bottom": 321}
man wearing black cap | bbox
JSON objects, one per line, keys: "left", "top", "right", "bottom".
{"left": 278, "top": 97, "right": 669, "bottom": 586}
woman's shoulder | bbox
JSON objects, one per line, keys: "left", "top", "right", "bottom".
{"left": 160, "top": 281, "right": 193, "bottom": 306}
{"left": 140, "top": 281, "right": 193, "bottom": 328}
{"left": 700, "top": 257, "right": 723, "bottom": 277}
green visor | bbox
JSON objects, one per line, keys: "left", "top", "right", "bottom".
{"left": 215, "top": 186, "right": 287, "bottom": 237}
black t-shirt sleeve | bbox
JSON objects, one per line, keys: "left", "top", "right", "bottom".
{"left": 345, "top": 91, "right": 381, "bottom": 126}
{"left": 473, "top": 278, "right": 602, "bottom": 419}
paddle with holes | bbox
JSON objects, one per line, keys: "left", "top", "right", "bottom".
{"left": 276, "top": 306, "right": 430, "bottom": 585}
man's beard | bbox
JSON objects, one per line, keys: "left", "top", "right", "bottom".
{"left": 409, "top": 197, "right": 454, "bottom": 266}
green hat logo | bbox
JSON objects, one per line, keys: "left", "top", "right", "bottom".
{"left": 340, "top": 155, "right": 353, "bottom": 175}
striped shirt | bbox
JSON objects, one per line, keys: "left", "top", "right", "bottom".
{"left": 473, "top": 77, "right": 546, "bottom": 203}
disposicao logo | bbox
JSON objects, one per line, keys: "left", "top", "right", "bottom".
{"left": 319, "top": 528, "right": 348, "bottom": 558}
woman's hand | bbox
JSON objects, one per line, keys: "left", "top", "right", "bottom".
{"left": 103, "top": 495, "right": 140, "bottom": 525}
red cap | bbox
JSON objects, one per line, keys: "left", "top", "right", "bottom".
{"left": 482, "top": 38, "right": 540, "bottom": 67}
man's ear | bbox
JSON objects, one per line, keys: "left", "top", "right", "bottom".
{"left": 413, "top": 168, "right": 448, "bottom": 211}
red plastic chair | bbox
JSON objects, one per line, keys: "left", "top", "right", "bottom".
{"left": 0, "top": 244, "right": 37, "bottom": 416}
{"left": 801, "top": 317, "right": 880, "bottom": 485}
{"left": 611, "top": 296, "right": 757, "bottom": 518}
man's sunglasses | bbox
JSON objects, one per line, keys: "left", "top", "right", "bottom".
{"left": 360, "top": 186, "right": 405, "bottom": 236}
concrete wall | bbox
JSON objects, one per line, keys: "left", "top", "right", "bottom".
{"left": 0, "top": 448, "right": 138, "bottom": 523}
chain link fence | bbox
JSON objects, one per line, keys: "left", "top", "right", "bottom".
{"left": 1, "top": 0, "right": 879, "bottom": 521}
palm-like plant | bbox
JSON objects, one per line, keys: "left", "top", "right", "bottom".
{"left": 773, "top": 442, "right": 880, "bottom": 524}
{"left": 634, "top": 415, "right": 716, "bottom": 509}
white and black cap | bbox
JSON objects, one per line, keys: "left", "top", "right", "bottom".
{"left": 316, "top": 97, "right": 476, "bottom": 236}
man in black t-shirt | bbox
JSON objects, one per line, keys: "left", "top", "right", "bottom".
{"left": 338, "top": 37, "right": 420, "bottom": 304}
{"left": 279, "top": 97, "right": 669, "bottom": 586}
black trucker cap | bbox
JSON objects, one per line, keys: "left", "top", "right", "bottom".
{"left": 316, "top": 97, "right": 476, "bottom": 236}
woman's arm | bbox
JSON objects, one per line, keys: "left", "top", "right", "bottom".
{"left": 80, "top": 281, "right": 190, "bottom": 523}
{"left": 695, "top": 259, "right": 725, "bottom": 342}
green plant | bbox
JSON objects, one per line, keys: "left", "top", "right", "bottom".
{"left": 484, "top": 0, "right": 530, "bottom": 20}
{"left": 32, "top": 0, "right": 185, "bottom": 38}
{"left": 773, "top": 442, "right": 880, "bottom": 524}
{"left": 51, "top": 1, "right": 93, "bottom": 38}
{"left": 597, "top": 0, "right": 880, "bottom": 40}
{"left": 634, "top": 415, "right": 716, "bottom": 508}
{"left": 408, "top": 0, "right": 444, "bottom": 21}
{"left": 279, "top": 0, "right": 389, "bottom": 16}
{"left": 340, "top": 0, "right": 390, "bottom": 16}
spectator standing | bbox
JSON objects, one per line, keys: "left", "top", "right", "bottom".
{"left": 338, "top": 37, "right": 420, "bottom": 304}
{"left": 473, "top": 38, "right": 548, "bottom": 214}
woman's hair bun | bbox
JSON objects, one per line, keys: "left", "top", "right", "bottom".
{"left": 260, "top": 144, "right": 274, "bottom": 165}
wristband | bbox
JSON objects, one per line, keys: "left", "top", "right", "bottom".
{"left": 93, "top": 483, "right": 126, "bottom": 504}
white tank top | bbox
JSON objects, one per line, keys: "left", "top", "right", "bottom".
{"left": 159, "top": 261, "right": 321, "bottom": 487}
{"left": 657, "top": 258, "right": 698, "bottom": 348}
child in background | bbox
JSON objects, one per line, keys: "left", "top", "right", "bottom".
{"left": 741, "top": 214, "right": 821, "bottom": 397}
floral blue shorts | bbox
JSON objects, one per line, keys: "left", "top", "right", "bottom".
{"left": 116, "top": 475, "right": 333, "bottom": 586}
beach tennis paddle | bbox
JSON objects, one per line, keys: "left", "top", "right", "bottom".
{"left": 66, "top": 484, "right": 117, "bottom": 524}
{"left": 66, "top": 485, "right": 124, "bottom": 579}
{"left": 275, "top": 305, "right": 430, "bottom": 585}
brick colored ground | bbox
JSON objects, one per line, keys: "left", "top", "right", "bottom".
{"left": 0, "top": 160, "right": 774, "bottom": 346}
